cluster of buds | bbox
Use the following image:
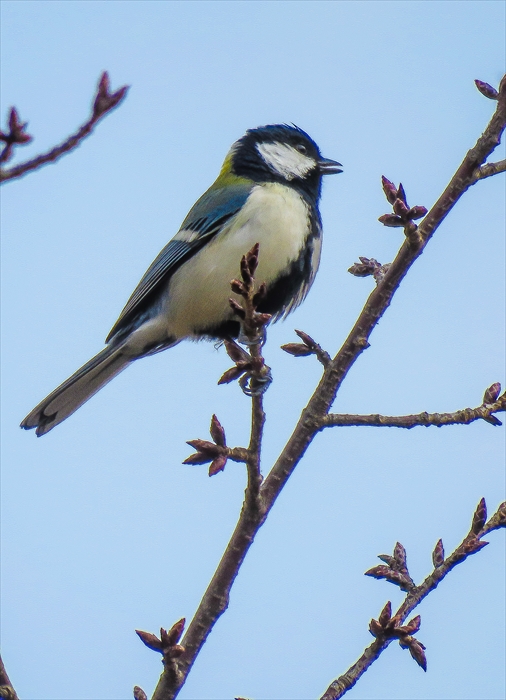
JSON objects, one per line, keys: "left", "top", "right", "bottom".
{"left": 365, "top": 541, "right": 415, "bottom": 592}
{"left": 348, "top": 256, "right": 392, "bottom": 285}
{"left": 218, "top": 338, "right": 269, "bottom": 396}
{"left": 451, "top": 497, "right": 491, "bottom": 564}
{"left": 184, "top": 414, "right": 229, "bottom": 476}
{"left": 136, "top": 618, "right": 186, "bottom": 660}
{"left": 369, "top": 601, "right": 427, "bottom": 671}
{"left": 228, "top": 243, "right": 271, "bottom": 338}
{"left": 91, "top": 71, "right": 129, "bottom": 123}
{"left": 0, "top": 107, "right": 32, "bottom": 164}
{"left": 281, "top": 329, "right": 331, "bottom": 366}
{"left": 378, "top": 177, "right": 427, "bottom": 245}
{"left": 219, "top": 244, "right": 272, "bottom": 396}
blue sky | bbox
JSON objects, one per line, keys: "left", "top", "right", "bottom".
{"left": 1, "top": 2, "right": 505, "bottom": 699}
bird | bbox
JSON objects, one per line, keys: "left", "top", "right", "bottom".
{"left": 21, "top": 124, "right": 342, "bottom": 436}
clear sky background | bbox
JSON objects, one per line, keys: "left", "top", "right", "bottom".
{"left": 1, "top": 2, "right": 505, "bottom": 699}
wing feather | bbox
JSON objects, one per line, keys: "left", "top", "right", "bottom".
{"left": 106, "top": 183, "right": 252, "bottom": 342}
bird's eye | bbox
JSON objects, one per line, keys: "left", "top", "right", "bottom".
{"left": 295, "top": 143, "right": 307, "bottom": 154}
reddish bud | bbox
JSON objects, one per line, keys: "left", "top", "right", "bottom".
{"left": 224, "top": 339, "right": 249, "bottom": 363}
{"left": 432, "top": 539, "right": 444, "bottom": 568}
{"left": 8, "top": 107, "right": 20, "bottom": 131}
{"left": 186, "top": 439, "right": 220, "bottom": 454}
{"left": 281, "top": 343, "right": 314, "bottom": 357}
{"left": 493, "top": 502, "right": 506, "bottom": 527}
{"left": 348, "top": 257, "right": 381, "bottom": 277}
{"left": 463, "top": 538, "right": 489, "bottom": 556}
{"left": 136, "top": 630, "right": 163, "bottom": 653}
{"left": 378, "top": 601, "right": 392, "bottom": 627}
{"left": 483, "top": 382, "right": 501, "bottom": 404}
{"left": 92, "top": 72, "right": 129, "bottom": 118}
{"left": 253, "top": 282, "right": 267, "bottom": 306}
{"left": 369, "top": 618, "right": 384, "bottom": 638}
{"left": 396, "top": 183, "right": 407, "bottom": 203}
{"left": 295, "top": 329, "right": 316, "bottom": 347}
{"left": 230, "top": 279, "right": 245, "bottom": 295}
{"left": 0, "top": 107, "right": 33, "bottom": 162}
{"left": 366, "top": 564, "right": 413, "bottom": 591}
{"left": 348, "top": 262, "right": 374, "bottom": 277}
{"left": 399, "top": 615, "right": 421, "bottom": 635}
{"left": 378, "top": 554, "right": 396, "bottom": 567}
{"left": 394, "top": 542, "right": 407, "bottom": 568}
{"left": 399, "top": 634, "right": 427, "bottom": 670}
{"left": 475, "top": 80, "right": 499, "bottom": 100}
{"left": 218, "top": 365, "right": 248, "bottom": 385}
{"left": 183, "top": 452, "right": 213, "bottom": 465}
{"left": 471, "top": 498, "right": 487, "bottom": 534}
{"left": 378, "top": 214, "right": 404, "bottom": 227}
{"left": 210, "top": 414, "right": 226, "bottom": 446}
{"left": 252, "top": 312, "right": 272, "bottom": 327}
{"left": 381, "top": 176, "right": 398, "bottom": 204}
{"left": 229, "top": 298, "right": 245, "bottom": 319}
{"left": 241, "top": 244, "right": 260, "bottom": 283}
{"left": 133, "top": 687, "right": 148, "bottom": 700}
{"left": 407, "top": 205, "right": 428, "bottom": 220}
{"left": 166, "top": 618, "right": 185, "bottom": 646}
{"left": 364, "top": 565, "right": 392, "bottom": 579}
{"left": 393, "top": 198, "right": 410, "bottom": 218}
{"left": 209, "top": 454, "right": 227, "bottom": 476}
{"left": 482, "top": 414, "right": 502, "bottom": 426}
{"left": 405, "top": 638, "right": 427, "bottom": 671}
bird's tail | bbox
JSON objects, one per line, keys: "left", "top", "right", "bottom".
{"left": 21, "top": 345, "right": 131, "bottom": 436}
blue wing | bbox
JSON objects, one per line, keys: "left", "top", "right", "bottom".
{"left": 106, "top": 182, "right": 253, "bottom": 342}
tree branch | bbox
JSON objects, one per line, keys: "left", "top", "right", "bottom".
{"left": 0, "top": 72, "right": 128, "bottom": 184}
{"left": 0, "top": 653, "right": 19, "bottom": 700}
{"left": 149, "top": 75, "right": 506, "bottom": 700}
{"left": 261, "top": 74, "right": 506, "bottom": 507}
{"left": 320, "top": 499, "right": 506, "bottom": 699}
{"left": 321, "top": 387, "right": 505, "bottom": 429}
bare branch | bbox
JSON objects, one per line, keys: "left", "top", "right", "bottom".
{"left": 320, "top": 499, "right": 505, "bottom": 699}
{"left": 0, "top": 72, "right": 129, "bottom": 184}
{"left": 261, "top": 75, "right": 506, "bottom": 508}
{"left": 149, "top": 77, "right": 506, "bottom": 700}
{"left": 321, "top": 388, "right": 505, "bottom": 429}
{"left": 0, "top": 653, "right": 19, "bottom": 700}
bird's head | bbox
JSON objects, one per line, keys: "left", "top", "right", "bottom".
{"left": 226, "top": 124, "right": 342, "bottom": 201}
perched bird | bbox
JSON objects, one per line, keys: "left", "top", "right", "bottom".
{"left": 21, "top": 124, "right": 342, "bottom": 436}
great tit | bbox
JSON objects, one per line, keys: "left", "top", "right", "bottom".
{"left": 21, "top": 124, "right": 342, "bottom": 436}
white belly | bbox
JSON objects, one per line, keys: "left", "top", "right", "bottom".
{"left": 162, "top": 182, "right": 312, "bottom": 339}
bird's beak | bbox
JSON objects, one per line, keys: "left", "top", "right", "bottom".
{"left": 318, "top": 157, "right": 343, "bottom": 174}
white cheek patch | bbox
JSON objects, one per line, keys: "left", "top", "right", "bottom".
{"left": 256, "top": 141, "right": 316, "bottom": 180}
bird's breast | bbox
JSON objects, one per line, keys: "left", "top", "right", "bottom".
{"left": 163, "top": 183, "right": 316, "bottom": 339}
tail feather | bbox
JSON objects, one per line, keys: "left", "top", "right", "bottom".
{"left": 21, "top": 345, "right": 131, "bottom": 436}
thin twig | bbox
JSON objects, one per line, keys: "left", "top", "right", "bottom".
{"left": 321, "top": 392, "right": 505, "bottom": 429}
{"left": 471, "top": 158, "right": 506, "bottom": 182}
{"left": 320, "top": 500, "right": 506, "bottom": 699}
{"left": 0, "top": 72, "right": 128, "bottom": 184}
